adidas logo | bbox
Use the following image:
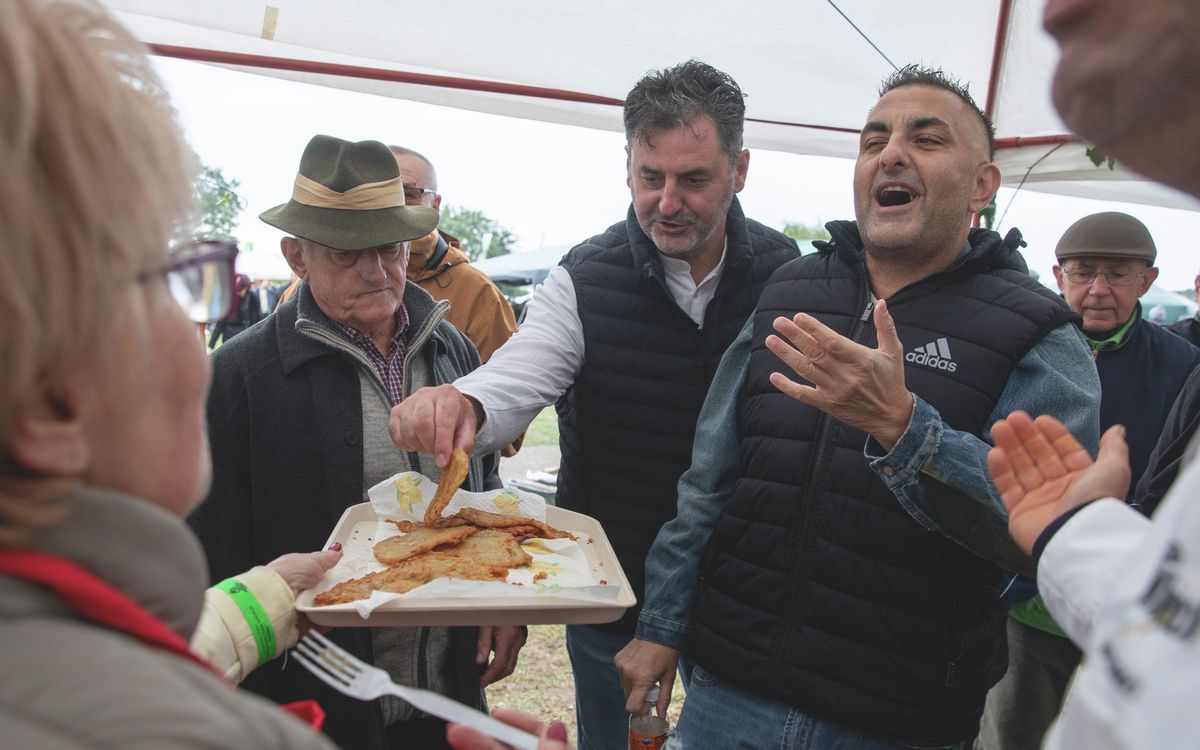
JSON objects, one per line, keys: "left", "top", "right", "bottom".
{"left": 905, "top": 337, "right": 958, "bottom": 373}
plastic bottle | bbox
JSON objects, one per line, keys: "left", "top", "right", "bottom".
{"left": 628, "top": 685, "right": 670, "bottom": 749}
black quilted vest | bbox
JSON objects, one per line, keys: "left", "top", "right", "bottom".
{"left": 558, "top": 198, "right": 797, "bottom": 633}
{"left": 690, "top": 221, "right": 1076, "bottom": 744}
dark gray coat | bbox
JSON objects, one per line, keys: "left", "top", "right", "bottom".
{"left": 190, "top": 282, "right": 497, "bottom": 750}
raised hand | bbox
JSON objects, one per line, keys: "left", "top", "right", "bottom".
{"left": 988, "top": 410, "right": 1130, "bottom": 554}
{"left": 766, "top": 299, "right": 913, "bottom": 449}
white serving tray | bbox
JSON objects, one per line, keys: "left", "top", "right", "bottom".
{"left": 297, "top": 503, "right": 636, "bottom": 626}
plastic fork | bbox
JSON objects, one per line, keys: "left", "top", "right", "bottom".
{"left": 293, "top": 631, "right": 539, "bottom": 750}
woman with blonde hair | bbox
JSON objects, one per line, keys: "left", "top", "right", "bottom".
{"left": 0, "top": 1, "right": 341, "bottom": 746}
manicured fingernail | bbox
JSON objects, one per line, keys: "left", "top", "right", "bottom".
{"left": 546, "top": 721, "right": 568, "bottom": 741}
{"left": 329, "top": 542, "right": 342, "bottom": 551}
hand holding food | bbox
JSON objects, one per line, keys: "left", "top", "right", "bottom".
{"left": 426, "top": 447, "right": 470, "bottom": 526}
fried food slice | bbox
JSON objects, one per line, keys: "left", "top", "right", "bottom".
{"left": 388, "top": 517, "right": 467, "bottom": 533}
{"left": 425, "top": 448, "right": 469, "bottom": 526}
{"left": 313, "top": 558, "right": 433, "bottom": 605}
{"left": 422, "top": 554, "right": 522, "bottom": 582}
{"left": 373, "top": 524, "right": 478, "bottom": 565}
{"left": 428, "top": 529, "right": 533, "bottom": 568}
{"left": 456, "top": 507, "right": 575, "bottom": 540}
{"left": 312, "top": 539, "right": 523, "bottom": 605}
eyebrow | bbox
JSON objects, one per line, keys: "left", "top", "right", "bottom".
{"left": 912, "top": 117, "right": 951, "bottom": 132}
{"left": 861, "top": 117, "right": 951, "bottom": 136}
{"left": 637, "top": 165, "right": 712, "bottom": 178}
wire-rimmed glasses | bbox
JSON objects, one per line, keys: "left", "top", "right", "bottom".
{"left": 1062, "top": 264, "right": 1146, "bottom": 287}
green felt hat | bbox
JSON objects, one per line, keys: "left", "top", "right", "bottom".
{"left": 259, "top": 135, "right": 438, "bottom": 251}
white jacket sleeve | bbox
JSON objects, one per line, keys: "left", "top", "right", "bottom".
{"left": 191, "top": 566, "right": 298, "bottom": 684}
{"left": 1038, "top": 499, "right": 1152, "bottom": 646}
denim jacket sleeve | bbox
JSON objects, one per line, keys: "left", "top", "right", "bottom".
{"left": 635, "top": 319, "right": 752, "bottom": 650}
{"left": 865, "top": 322, "right": 1100, "bottom": 576}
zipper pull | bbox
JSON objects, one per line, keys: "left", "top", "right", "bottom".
{"left": 859, "top": 300, "right": 876, "bottom": 323}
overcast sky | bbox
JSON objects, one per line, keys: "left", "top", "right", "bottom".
{"left": 156, "top": 58, "right": 1200, "bottom": 293}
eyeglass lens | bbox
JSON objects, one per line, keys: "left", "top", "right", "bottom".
{"left": 161, "top": 241, "right": 237, "bottom": 324}
{"left": 168, "top": 262, "right": 229, "bottom": 323}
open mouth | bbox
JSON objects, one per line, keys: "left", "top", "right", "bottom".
{"left": 876, "top": 186, "right": 916, "bottom": 207}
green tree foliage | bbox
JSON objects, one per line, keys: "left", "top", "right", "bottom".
{"left": 194, "top": 164, "right": 247, "bottom": 241}
{"left": 782, "top": 222, "right": 830, "bottom": 241}
{"left": 439, "top": 205, "right": 517, "bottom": 261}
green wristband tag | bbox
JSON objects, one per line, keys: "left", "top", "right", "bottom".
{"left": 216, "top": 577, "right": 277, "bottom": 667}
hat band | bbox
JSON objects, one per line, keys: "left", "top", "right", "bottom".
{"left": 291, "top": 173, "right": 404, "bottom": 210}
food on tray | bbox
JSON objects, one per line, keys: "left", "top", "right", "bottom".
{"left": 389, "top": 511, "right": 575, "bottom": 541}
{"left": 314, "top": 466, "right": 586, "bottom": 605}
{"left": 315, "top": 525, "right": 538, "bottom": 606}
{"left": 436, "top": 528, "right": 534, "bottom": 568}
{"left": 457, "top": 508, "right": 575, "bottom": 540}
{"left": 314, "top": 554, "right": 509, "bottom": 605}
{"left": 374, "top": 524, "right": 478, "bottom": 564}
{"left": 424, "top": 447, "right": 469, "bottom": 526}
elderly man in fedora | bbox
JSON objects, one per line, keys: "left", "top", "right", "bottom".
{"left": 189, "top": 134, "right": 525, "bottom": 750}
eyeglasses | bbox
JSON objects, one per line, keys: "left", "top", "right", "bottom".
{"left": 1063, "top": 265, "right": 1146, "bottom": 287}
{"left": 402, "top": 185, "right": 436, "bottom": 204}
{"left": 325, "top": 243, "right": 406, "bottom": 269}
{"left": 138, "top": 239, "right": 239, "bottom": 323}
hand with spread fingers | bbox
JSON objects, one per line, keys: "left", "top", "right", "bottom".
{"left": 766, "top": 298, "right": 914, "bottom": 450}
{"left": 988, "top": 410, "right": 1131, "bottom": 555}
{"left": 389, "top": 384, "right": 481, "bottom": 469}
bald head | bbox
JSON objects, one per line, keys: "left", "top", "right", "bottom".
{"left": 389, "top": 146, "right": 440, "bottom": 209}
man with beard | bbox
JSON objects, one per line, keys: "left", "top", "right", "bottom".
{"left": 615, "top": 66, "right": 1100, "bottom": 749}
{"left": 389, "top": 60, "right": 798, "bottom": 749}
{"left": 984, "top": 0, "right": 1200, "bottom": 747}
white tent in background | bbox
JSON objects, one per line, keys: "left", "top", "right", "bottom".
{"left": 101, "top": 0, "right": 1200, "bottom": 213}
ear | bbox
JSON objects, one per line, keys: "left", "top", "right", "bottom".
{"left": 7, "top": 376, "right": 90, "bottom": 478}
{"left": 431, "top": 193, "right": 442, "bottom": 211}
{"left": 968, "top": 163, "right": 1002, "bottom": 214}
{"left": 1052, "top": 265, "right": 1066, "bottom": 293}
{"left": 1140, "top": 265, "right": 1160, "bottom": 295}
{"left": 625, "top": 144, "right": 633, "bottom": 191}
{"left": 732, "top": 149, "right": 750, "bottom": 193}
{"left": 281, "top": 237, "right": 309, "bottom": 281}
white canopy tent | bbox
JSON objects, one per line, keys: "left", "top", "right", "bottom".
{"left": 102, "top": 0, "right": 1200, "bottom": 213}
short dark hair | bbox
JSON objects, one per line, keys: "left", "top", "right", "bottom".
{"left": 879, "top": 65, "right": 996, "bottom": 160}
{"left": 623, "top": 60, "right": 746, "bottom": 162}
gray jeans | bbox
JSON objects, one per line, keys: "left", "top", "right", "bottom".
{"left": 975, "top": 617, "right": 1081, "bottom": 750}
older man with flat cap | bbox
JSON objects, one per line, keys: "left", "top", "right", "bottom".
{"left": 189, "top": 135, "right": 525, "bottom": 750}
{"left": 977, "top": 211, "right": 1200, "bottom": 749}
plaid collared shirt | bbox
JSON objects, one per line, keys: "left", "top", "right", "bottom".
{"left": 330, "top": 304, "right": 410, "bottom": 406}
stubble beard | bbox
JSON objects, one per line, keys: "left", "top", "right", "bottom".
{"left": 645, "top": 189, "right": 734, "bottom": 262}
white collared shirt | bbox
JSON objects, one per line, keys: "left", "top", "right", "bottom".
{"left": 458, "top": 242, "right": 728, "bottom": 451}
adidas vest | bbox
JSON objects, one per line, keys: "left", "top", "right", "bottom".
{"left": 690, "top": 221, "right": 1077, "bottom": 744}
{"left": 558, "top": 199, "right": 797, "bottom": 633}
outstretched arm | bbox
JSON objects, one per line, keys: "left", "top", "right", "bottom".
{"left": 988, "top": 411, "right": 1130, "bottom": 554}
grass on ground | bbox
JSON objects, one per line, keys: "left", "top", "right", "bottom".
{"left": 524, "top": 407, "right": 560, "bottom": 447}
{"left": 493, "top": 412, "right": 684, "bottom": 738}
{"left": 486, "top": 624, "right": 686, "bottom": 742}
